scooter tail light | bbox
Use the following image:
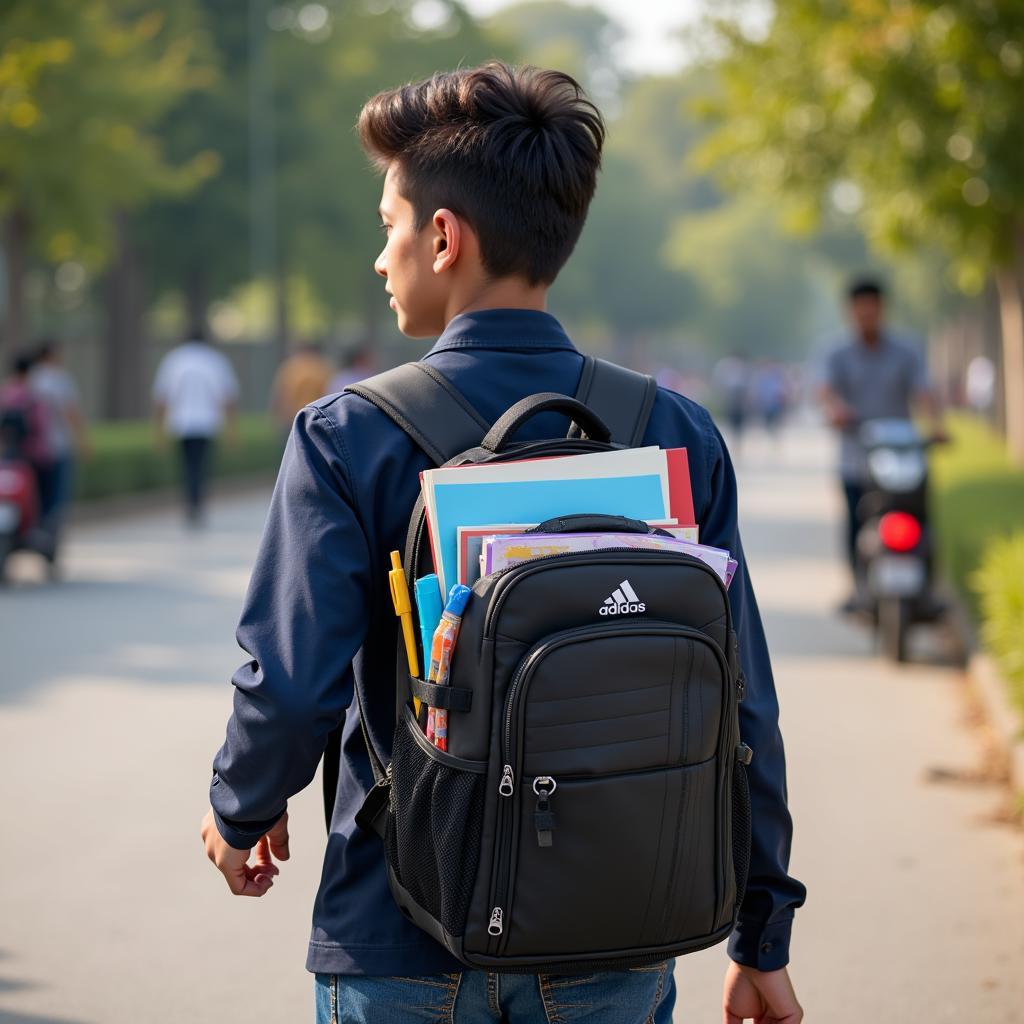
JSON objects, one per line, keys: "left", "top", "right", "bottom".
{"left": 878, "top": 511, "right": 922, "bottom": 552}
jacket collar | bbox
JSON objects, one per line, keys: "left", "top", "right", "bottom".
{"left": 424, "top": 308, "right": 577, "bottom": 357}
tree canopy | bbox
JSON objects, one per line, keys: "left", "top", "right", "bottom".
{"left": 699, "top": 0, "right": 1024, "bottom": 456}
{"left": 4, "top": 0, "right": 997, "bottom": 412}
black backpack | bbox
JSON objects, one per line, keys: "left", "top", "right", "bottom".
{"left": 346, "top": 357, "right": 752, "bottom": 973}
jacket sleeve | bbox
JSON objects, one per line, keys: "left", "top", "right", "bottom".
{"left": 698, "top": 409, "right": 806, "bottom": 970}
{"left": 209, "top": 405, "right": 371, "bottom": 849}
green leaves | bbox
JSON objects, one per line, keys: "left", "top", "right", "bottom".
{"left": 700, "top": 0, "right": 1024, "bottom": 290}
{"left": 0, "top": 0, "right": 214, "bottom": 268}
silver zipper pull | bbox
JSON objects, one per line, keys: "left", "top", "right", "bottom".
{"left": 488, "top": 906, "right": 504, "bottom": 936}
{"left": 533, "top": 776, "right": 557, "bottom": 847}
{"left": 498, "top": 764, "right": 515, "bottom": 797}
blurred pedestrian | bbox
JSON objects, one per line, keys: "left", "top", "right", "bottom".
{"left": 713, "top": 353, "right": 751, "bottom": 452}
{"left": 754, "top": 360, "right": 789, "bottom": 436}
{"left": 30, "top": 339, "right": 90, "bottom": 537}
{"left": 327, "top": 345, "right": 376, "bottom": 395}
{"left": 820, "top": 278, "right": 944, "bottom": 611}
{"left": 965, "top": 354, "right": 995, "bottom": 414}
{"left": 152, "top": 323, "right": 239, "bottom": 527}
{"left": 270, "top": 341, "right": 333, "bottom": 435}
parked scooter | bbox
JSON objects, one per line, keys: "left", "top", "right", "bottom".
{"left": 853, "top": 419, "right": 943, "bottom": 662}
{"left": 0, "top": 409, "right": 53, "bottom": 583}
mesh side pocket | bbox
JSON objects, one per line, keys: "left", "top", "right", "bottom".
{"left": 384, "top": 715, "right": 485, "bottom": 938}
{"left": 731, "top": 762, "right": 752, "bottom": 912}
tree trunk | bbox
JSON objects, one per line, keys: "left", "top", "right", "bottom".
{"left": 104, "top": 210, "right": 148, "bottom": 420}
{"left": 185, "top": 267, "right": 207, "bottom": 334}
{"left": 994, "top": 249, "right": 1024, "bottom": 465}
{"left": 273, "top": 263, "right": 289, "bottom": 364}
{"left": 3, "top": 206, "right": 30, "bottom": 360}
{"left": 984, "top": 281, "right": 1005, "bottom": 435}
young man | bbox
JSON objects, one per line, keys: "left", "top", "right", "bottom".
{"left": 201, "top": 62, "right": 805, "bottom": 1023}
{"left": 821, "top": 279, "right": 943, "bottom": 611}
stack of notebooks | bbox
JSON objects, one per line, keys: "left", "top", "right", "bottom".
{"left": 418, "top": 446, "right": 736, "bottom": 599}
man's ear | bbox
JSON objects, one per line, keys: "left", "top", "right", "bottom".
{"left": 431, "top": 209, "right": 461, "bottom": 274}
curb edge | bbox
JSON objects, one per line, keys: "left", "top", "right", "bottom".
{"left": 967, "top": 651, "right": 1024, "bottom": 800}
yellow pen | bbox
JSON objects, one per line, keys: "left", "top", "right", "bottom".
{"left": 388, "top": 550, "right": 422, "bottom": 716}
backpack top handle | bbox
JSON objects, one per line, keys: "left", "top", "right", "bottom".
{"left": 528, "top": 513, "right": 668, "bottom": 536}
{"left": 480, "top": 393, "right": 612, "bottom": 454}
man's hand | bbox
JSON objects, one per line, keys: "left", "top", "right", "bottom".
{"left": 824, "top": 397, "right": 855, "bottom": 430}
{"left": 200, "top": 808, "right": 290, "bottom": 897}
{"left": 723, "top": 962, "right": 802, "bottom": 1024}
{"left": 818, "top": 383, "right": 854, "bottom": 430}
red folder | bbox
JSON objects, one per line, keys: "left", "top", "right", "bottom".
{"left": 666, "top": 448, "right": 696, "bottom": 528}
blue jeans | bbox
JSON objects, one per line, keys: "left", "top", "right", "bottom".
{"left": 314, "top": 963, "right": 675, "bottom": 1023}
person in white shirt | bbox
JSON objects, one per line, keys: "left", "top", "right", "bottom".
{"left": 30, "top": 340, "right": 90, "bottom": 540}
{"left": 152, "top": 325, "right": 239, "bottom": 525}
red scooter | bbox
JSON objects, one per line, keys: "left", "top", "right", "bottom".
{"left": 0, "top": 409, "right": 52, "bottom": 583}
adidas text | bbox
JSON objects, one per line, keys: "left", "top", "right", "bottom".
{"left": 599, "top": 580, "right": 646, "bottom": 616}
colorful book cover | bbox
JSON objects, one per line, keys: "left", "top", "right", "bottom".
{"left": 422, "top": 448, "right": 675, "bottom": 593}
{"left": 457, "top": 524, "right": 533, "bottom": 585}
{"left": 482, "top": 532, "right": 733, "bottom": 583}
{"left": 458, "top": 519, "right": 691, "bottom": 586}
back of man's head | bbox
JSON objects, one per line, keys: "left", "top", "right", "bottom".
{"left": 358, "top": 61, "right": 605, "bottom": 286}
{"left": 12, "top": 352, "right": 34, "bottom": 378}
{"left": 846, "top": 277, "right": 885, "bottom": 303}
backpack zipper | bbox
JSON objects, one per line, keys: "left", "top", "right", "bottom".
{"left": 483, "top": 547, "right": 731, "bottom": 641}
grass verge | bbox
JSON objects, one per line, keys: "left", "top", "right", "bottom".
{"left": 932, "top": 413, "right": 1024, "bottom": 714}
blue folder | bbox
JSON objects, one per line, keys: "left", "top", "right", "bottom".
{"left": 430, "top": 473, "right": 668, "bottom": 593}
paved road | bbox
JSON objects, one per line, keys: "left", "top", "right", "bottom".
{"left": 1, "top": 426, "right": 1022, "bottom": 1023}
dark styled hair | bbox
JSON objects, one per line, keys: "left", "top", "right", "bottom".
{"left": 11, "top": 351, "right": 34, "bottom": 376}
{"left": 358, "top": 61, "right": 605, "bottom": 285}
{"left": 847, "top": 277, "right": 885, "bottom": 301}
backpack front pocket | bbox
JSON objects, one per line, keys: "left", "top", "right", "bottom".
{"left": 484, "top": 621, "right": 731, "bottom": 958}
{"left": 500, "top": 761, "right": 719, "bottom": 956}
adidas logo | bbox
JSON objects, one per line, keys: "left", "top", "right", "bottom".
{"left": 599, "top": 579, "right": 646, "bottom": 616}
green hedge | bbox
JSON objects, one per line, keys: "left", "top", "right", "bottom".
{"left": 931, "top": 414, "right": 1024, "bottom": 714}
{"left": 931, "top": 415, "right": 1024, "bottom": 610}
{"left": 972, "top": 534, "right": 1024, "bottom": 715}
{"left": 76, "top": 415, "right": 283, "bottom": 502}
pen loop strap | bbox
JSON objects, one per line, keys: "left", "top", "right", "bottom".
{"left": 408, "top": 675, "right": 473, "bottom": 713}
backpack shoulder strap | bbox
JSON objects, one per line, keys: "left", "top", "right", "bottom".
{"left": 335, "top": 361, "right": 490, "bottom": 811}
{"left": 573, "top": 356, "right": 657, "bottom": 447}
{"left": 345, "top": 362, "right": 490, "bottom": 466}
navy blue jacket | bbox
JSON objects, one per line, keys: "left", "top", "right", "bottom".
{"left": 210, "top": 309, "right": 806, "bottom": 975}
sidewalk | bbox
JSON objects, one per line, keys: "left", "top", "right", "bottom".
{"left": 0, "top": 425, "right": 1021, "bottom": 1022}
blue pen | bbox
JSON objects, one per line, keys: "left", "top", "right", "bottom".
{"left": 414, "top": 575, "right": 444, "bottom": 722}
{"left": 414, "top": 574, "right": 444, "bottom": 668}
